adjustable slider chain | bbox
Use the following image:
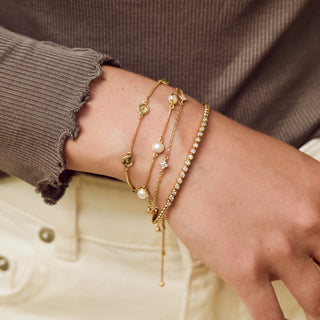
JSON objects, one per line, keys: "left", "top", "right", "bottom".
{"left": 151, "top": 104, "right": 210, "bottom": 287}
{"left": 146, "top": 90, "right": 187, "bottom": 287}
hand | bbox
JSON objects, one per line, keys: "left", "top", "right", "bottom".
{"left": 64, "top": 65, "right": 320, "bottom": 319}
{"left": 165, "top": 111, "right": 320, "bottom": 320}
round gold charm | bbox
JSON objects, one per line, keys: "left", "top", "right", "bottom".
{"left": 137, "top": 103, "right": 149, "bottom": 116}
{"left": 122, "top": 154, "right": 134, "bottom": 168}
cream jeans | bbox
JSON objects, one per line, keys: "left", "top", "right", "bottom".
{"left": 0, "top": 139, "right": 319, "bottom": 320}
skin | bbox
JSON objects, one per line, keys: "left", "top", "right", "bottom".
{"left": 65, "top": 66, "right": 320, "bottom": 320}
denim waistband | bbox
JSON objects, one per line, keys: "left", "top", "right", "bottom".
{"left": 0, "top": 174, "right": 180, "bottom": 262}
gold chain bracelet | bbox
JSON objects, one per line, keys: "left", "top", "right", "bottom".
{"left": 121, "top": 79, "right": 169, "bottom": 192}
{"left": 152, "top": 103, "right": 210, "bottom": 286}
{"left": 147, "top": 89, "right": 187, "bottom": 215}
{"left": 121, "top": 80, "right": 210, "bottom": 287}
{"left": 135, "top": 88, "right": 182, "bottom": 200}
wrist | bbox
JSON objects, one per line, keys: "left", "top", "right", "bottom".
{"left": 64, "top": 65, "right": 205, "bottom": 203}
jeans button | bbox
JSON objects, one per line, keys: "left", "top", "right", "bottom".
{"left": 0, "top": 256, "right": 9, "bottom": 271}
{"left": 39, "top": 227, "right": 55, "bottom": 243}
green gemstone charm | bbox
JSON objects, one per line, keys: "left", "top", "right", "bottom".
{"left": 122, "top": 154, "right": 134, "bottom": 168}
{"left": 137, "top": 103, "right": 149, "bottom": 116}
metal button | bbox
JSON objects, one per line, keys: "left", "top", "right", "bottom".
{"left": 0, "top": 256, "right": 9, "bottom": 271}
{"left": 39, "top": 227, "right": 55, "bottom": 243}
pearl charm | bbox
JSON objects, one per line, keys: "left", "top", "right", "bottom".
{"left": 152, "top": 141, "right": 164, "bottom": 154}
{"left": 137, "top": 188, "right": 148, "bottom": 200}
{"left": 168, "top": 94, "right": 178, "bottom": 105}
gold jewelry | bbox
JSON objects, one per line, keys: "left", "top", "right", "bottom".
{"left": 121, "top": 79, "right": 169, "bottom": 192}
{"left": 152, "top": 103, "right": 210, "bottom": 286}
{"left": 152, "top": 103, "right": 210, "bottom": 224}
{"left": 135, "top": 88, "right": 181, "bottom": 200}
{"left": 147, "top": 89, "right": 187, "bottom": 287}
{"left": 147, "top": 89, "right": 187, "bottom": 215}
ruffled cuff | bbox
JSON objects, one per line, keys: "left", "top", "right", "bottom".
{"left": 0, "top": 26, "right": 120, "bottom": 204}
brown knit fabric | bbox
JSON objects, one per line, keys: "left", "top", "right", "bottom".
{"left": 0, "top": 27, "right": 119, "bottom": 204}
{"left": 0, "top": 0, "right": 319, "bottom": 203}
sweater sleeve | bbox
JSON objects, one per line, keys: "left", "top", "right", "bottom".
{"left": 0, "top": 26, "right": 119, "bottom": 204}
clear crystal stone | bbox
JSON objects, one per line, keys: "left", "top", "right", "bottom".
{"left": 191, "top": 148, "right": 196, "bottom": 154}
{"left": 185, "top": 160, "right": 191, "bottom": 166}
{"left": 178, "top": 178, "right": 183, "bottom": 184}
{"left": 183, "top": 166, "right": 188, "bottom": 172}
{"left": 160, "top": 161, "right": 168, "bottom": 169}
{"left": 175, "top": 184, "right": 180, "bottom": 190}
{"left": 180, "top": 172, "right": 185, "bottom": 178}
{"left": 188, "top": 154, "right": 193, "bottom": 160}
{"left": 172, "top": 190, "right": 177, "bottom": 195}
{"left": 200, "top": 126, "right": 205, "bottom": 132}
{"left": 169, "top": 195, "right": 174, "bottom": 201}
{"left": 196, "top": 137, "right": 201, "bottom": 142}
{"left": 193, "top": 143, "right": 199, "bottom": 148}
{"left": 198, "top": 132, "right": 203, "bottom": 137}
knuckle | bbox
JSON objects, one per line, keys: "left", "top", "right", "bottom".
{"left": 236, "top": 254, "right": 261, "bottom": 283}
{"left": 291, "top": 193, "right": 320, "bottom": 234}
{"left": 294, "top": 207, "right": 320, "bottom": 234}
{"left": 276, "top": 239, "right": 295, "bottom": 260}
{"left": 263, "top": 231, "right": 294, "bottom": 260}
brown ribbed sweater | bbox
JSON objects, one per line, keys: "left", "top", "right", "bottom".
{"left": 0, "top": 0, "right": 319, "bottom": 204}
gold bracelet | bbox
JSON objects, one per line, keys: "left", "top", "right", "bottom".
{"left": 152, "top": 103, "right": 210, "bottom": 287}
{"left": 135, "top": 88, "right": 182, "bottom": 200}
{"left": 147, "top": 89, "right": 187, "bottom": 214}
{"left": 121, "top": 79, "right": 169, "bottom": 192}
{"left": 152, "top": 103, "right": 210, "bottom": 224}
